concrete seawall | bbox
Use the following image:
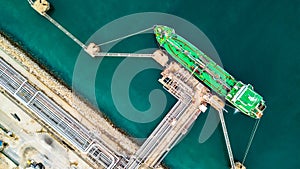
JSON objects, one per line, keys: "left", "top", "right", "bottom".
{"left": 0, "top": 32, "right": 138, "bottom": 156}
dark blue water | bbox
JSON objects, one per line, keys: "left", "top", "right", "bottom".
{"left": 1, "top": 0, "right": 300, "bottom": 168}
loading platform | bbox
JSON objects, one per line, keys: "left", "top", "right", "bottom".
{"left": 125, "top": 61, "right": 236, "bottom": 169}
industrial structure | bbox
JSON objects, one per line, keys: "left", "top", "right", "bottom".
{"left": 23, "top": 0, "right": 267, "bottom": 168}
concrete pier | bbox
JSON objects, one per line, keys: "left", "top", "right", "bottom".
{"left": 30, "top": 0, "right": 50, "bottom": 15}
{"left": 152, "top": 50, "right": 169, "bottom": 67}
{"left": 232, "top": 162, "right": 246, "bottom": 169}
{"left": 126, "top": 62, "right": 225, "bottom": 169}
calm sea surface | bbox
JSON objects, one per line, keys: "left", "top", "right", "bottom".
{"left": 1, "top": 0, "right": 300, "bottom": 168}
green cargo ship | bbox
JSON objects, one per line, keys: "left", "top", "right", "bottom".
{"left": 154, "top": 25, "right": 266, "bottom": 119}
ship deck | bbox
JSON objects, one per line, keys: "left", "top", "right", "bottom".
{"left": 154, "top": 25, "right": 266, "bottom": 118}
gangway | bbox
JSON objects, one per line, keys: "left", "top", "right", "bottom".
{"left": 40, "top": 11, "right": 154, "bottom": 58}
{"left": 28, "top": 0, "right": 87, "bottom": 49}
{"left": 218, "top": 109, "right": 235, "bottom": 169}
{"left": 29, "top": 0, "right": 155, "bottom": 58}
{"left": 43, "top": 14, "right": 87, "bottom": 49}
{"left": 43, "top": 12, "right": 154, "bottom": 58}
{"left": 94, "top": 52, "right": 154, "bottom": 58}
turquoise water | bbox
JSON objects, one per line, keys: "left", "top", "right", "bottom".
{"left": 1, "top": 0, "right": 300, "bottom": 168}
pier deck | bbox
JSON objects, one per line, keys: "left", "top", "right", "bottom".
{"left": 126, "top": 62, "right": 225, "bottom": 169}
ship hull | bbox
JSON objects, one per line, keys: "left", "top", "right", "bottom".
{"left": 154, "top": 25, "right": 266, "bottom": 118}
